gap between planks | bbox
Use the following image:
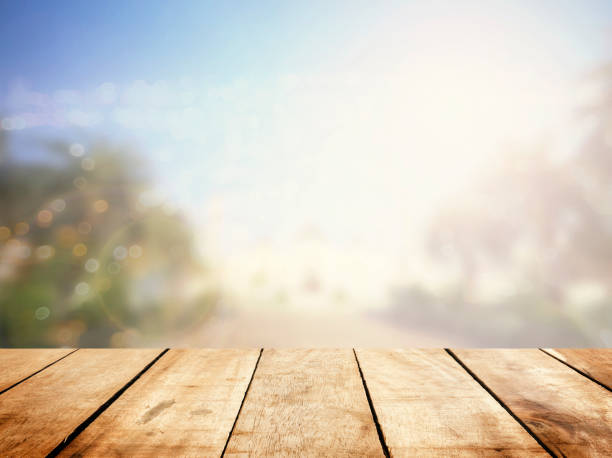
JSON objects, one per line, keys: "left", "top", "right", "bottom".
{"left": 444, "top": 349, "right": 555, "bottom": 457}
{"left": 539, "top": 348, "right": 612, "bottom": 393}
{"left": 0, "top": 349, "right": 79, "bottom": 396}
{"left": 223, "top": 349, "right": 384, "bottom": 456}
{"left": 451, "top": 349, "right": 612, "bottom": 456}
{"left": 47, "top": 348, "right": 169, "bottom": 457}
{"left": 220, "top": 348, "right": 263, "bottom": 457}
{"left": 43, "top": 348, "right": 262, "bottom": 457}
{"left": 353, "top": 349, "right": 391, "bottom": 458}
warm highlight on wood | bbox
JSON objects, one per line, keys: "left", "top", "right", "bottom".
{"left": 543, "top": 348, "right": 612, "bottom": 390}
{"left": 0, "top": 348, "right": 609, "bottom": 457}
{"left": 452, "top": 349, "right": 612, "bottom": 457}
{"left": 356, "top": 349, "right": 546, "bottom": 457}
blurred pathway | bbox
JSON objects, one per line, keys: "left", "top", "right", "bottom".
{"left": 174, "top": 309, "right": 472, "bottom": 347}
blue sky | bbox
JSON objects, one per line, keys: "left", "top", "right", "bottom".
{"left": 0, "top": 0, "right": 379, "bottom": 90}
{"left": 2, "top": 0, "right": 610, "bottom": 91}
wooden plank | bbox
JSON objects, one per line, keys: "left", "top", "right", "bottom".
{"left": 0, "top": 348, "right": 162, "bottom": 456}
{"left": 356, "top": 349, "right": 546, "bottom": 457}
{"left": 60, "top": 349, "right": 260, "bottom": 457}
{"left": 542, "top": 348, "right": 612, "bottom": 391}
{"left": 0, "top": 348, "right": 75, "bottom": 393}
{"left": 224, "top": 348, "right": 384, "bottom": 457}
{"left": 452, "top": 349, "right": 612, "bottom": 457}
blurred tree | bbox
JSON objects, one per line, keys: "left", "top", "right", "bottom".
{"left": 415, "top": 63, "right": 612, "bottom": 345}
{"left": 0, "top": 131, "right": 217, "bottom": 347}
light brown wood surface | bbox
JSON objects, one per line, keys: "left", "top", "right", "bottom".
{"left": 356, "top": 349, "right": 546, "bottom": 457}
{"left": 452, "top": 349, "right": 612, "bottom": 457}
{"left": 2, "top": 348, "right": 612, "bottom": 456}
{"left": 60, "top": 349, "right": 260, "bottom": 457}
{"left": 0, "top": 349, "right": 162, "bottom": 456}
{"left": 543, "top": 348, "right": 612, "bottom": 390}
{"left": 0, "top": 348, "right": 75, "bottom": 392}
{"left": 224, "top": 348, "right": 384, "bottom": 457}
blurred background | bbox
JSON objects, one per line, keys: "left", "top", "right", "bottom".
{"left": 1, "top": 0, "right": 612, "bottom": 347}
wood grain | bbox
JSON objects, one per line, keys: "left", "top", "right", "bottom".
{"left": 60, "top": 349, "right": 260, "bottom": 457}
{"left": 356, "top": 349, "right": 546, "bottom": 457}
{"left": 452, "top": 349, "right": 612, "bottom": 457}
{"left": 0, "top": 348, "right": 162, "bottom": 456}
{"left": 0, "top": 348, "right": 75, "bottom": 393}
{"left": 542, "top": 348, "right": 612, "bottom": 390}
{"left": 224, "top": 348, "right": 384, "bottom": 457}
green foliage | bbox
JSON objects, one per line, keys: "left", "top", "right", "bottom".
{"left": 0, "top": 133, "right": 216, "bottom": 347}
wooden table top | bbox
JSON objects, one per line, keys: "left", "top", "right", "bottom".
{"left": 0, "top": 348, "right": 609, "bottom": 457}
